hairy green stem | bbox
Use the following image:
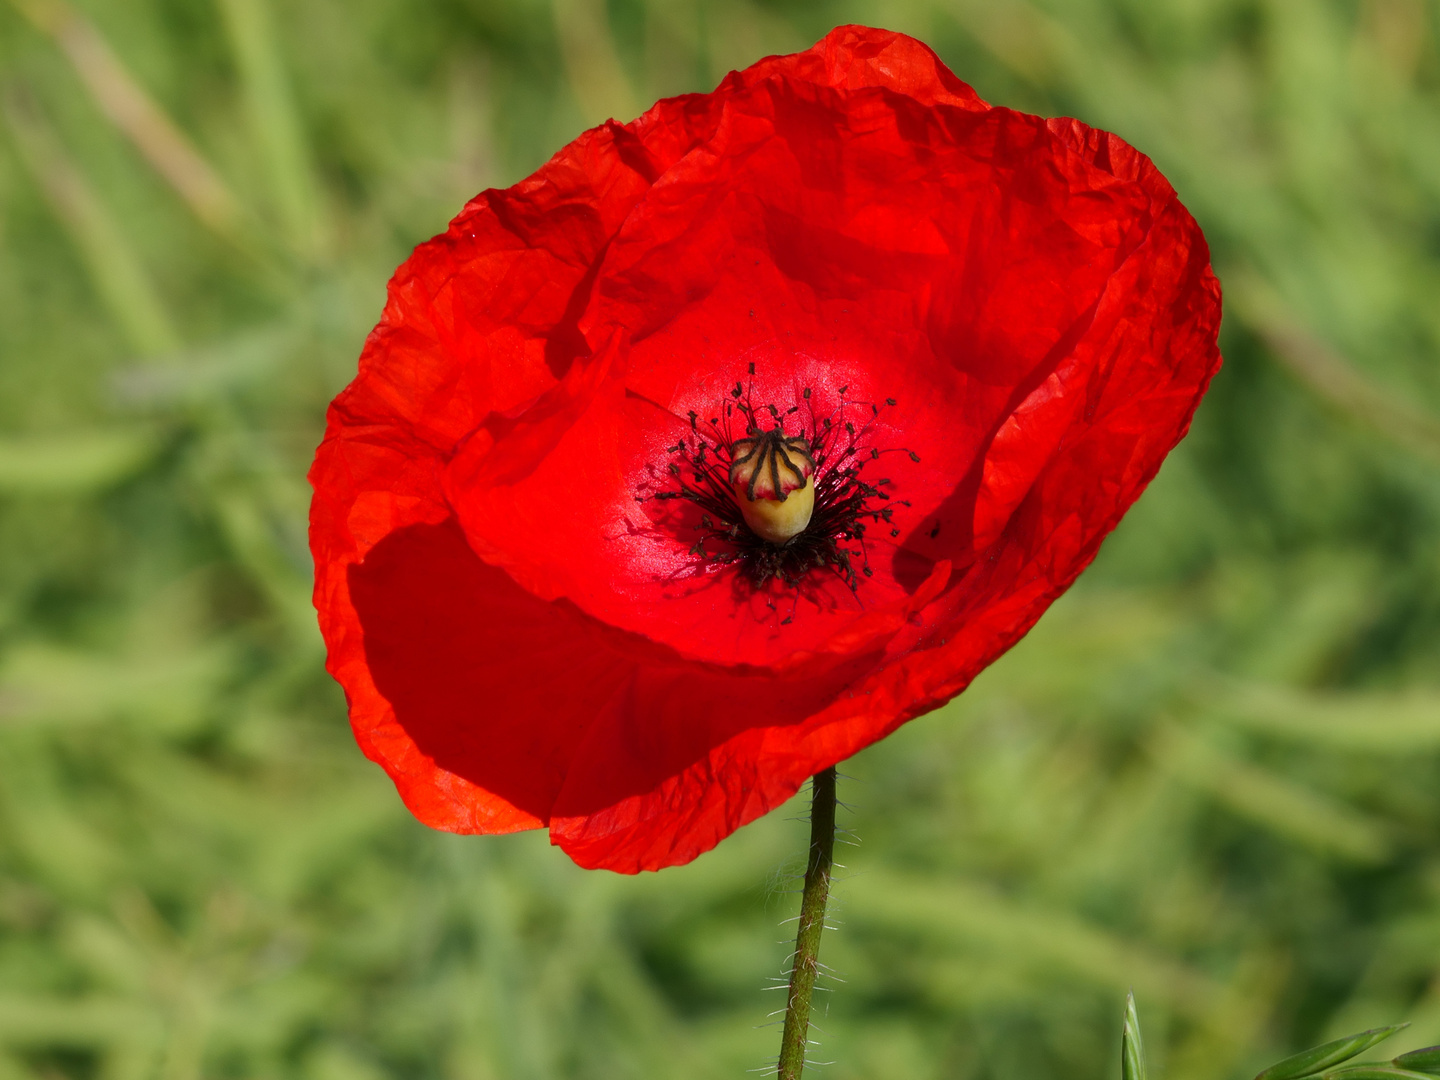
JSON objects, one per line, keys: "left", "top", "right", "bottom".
{"left": 777, "top": 766, "right": 837, "bottom": 1080}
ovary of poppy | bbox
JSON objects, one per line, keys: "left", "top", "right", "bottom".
{"left": 309, "top": 25, "right": 1222, "bottom": 872}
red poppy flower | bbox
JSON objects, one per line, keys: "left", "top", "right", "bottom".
{"left": 309, "top": 25, "right": 1222, "bottom": 873}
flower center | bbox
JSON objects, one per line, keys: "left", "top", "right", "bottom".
{"left": 644, "top": 371, "right": 914, "bottom": 592}
{"left": 728, "top": 427, "right": 816, "bottom": 543}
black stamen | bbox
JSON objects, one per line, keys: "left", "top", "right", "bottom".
{"left": 641, "top": 378, "right": 914, "bottom": 595}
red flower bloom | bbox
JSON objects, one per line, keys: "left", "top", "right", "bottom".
{"left": 309, "top": 25, "right": 1221, "bottom": 873}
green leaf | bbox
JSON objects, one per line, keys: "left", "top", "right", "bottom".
{"left": 1122, "top": 992, "right": 1146, "bottom": 1080}
{"left": 1393, "top": 1049, "right": 1440, "bottom": 1076}
{"left": 1256, "top": 1026, "right": 1409, "bottom": 1080}
{"left": 1323, "top": 1069, "right": 1438, "bottom": 1080}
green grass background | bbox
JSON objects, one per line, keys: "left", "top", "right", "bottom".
{"left": 1, "top": 0, "right": 1439, "bottom": 1077}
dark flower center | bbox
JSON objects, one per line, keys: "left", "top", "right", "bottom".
{"left": 644, "top": 370, "right": 915, "bottom": 593}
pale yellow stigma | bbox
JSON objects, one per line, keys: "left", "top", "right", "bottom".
{"left": 729, "top": 428, "right": 816, "bottom": 544}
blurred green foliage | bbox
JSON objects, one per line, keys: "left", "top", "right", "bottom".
{"left": 0, "top": 0, "right": 1438, "bottom": 1078}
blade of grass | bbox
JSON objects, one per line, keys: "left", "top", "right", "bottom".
{"left": 1, "top": 85, "right": 180, "bottom": 355}
{"left": 1256, "top": 1027, "right": 1409, "bottom": 1080}
{"left": 0, "top": 428, "right": 160, "bottom": 493}
{"left": 843, "top": 870, "right": 1217, "bottom": 1013}
{"left": 1211, "top": 682, "right": 1440, "bottom": 753}
{"left": 1123, "top": 992, "right": 1147, "bottom": 1080}
{"left": 214, "top": 0, "right": 325, "bottom": 260}
{"left": 1227, "top": 267, "right": 1440, "bottom": 465}
{"left": 1151, "top": 725, "right": 1394, "bottom": 864}
{"left": 208, "top": 488, "right": 320, "bottom": 645}
{"left": 1393, "top": 1048, "right": 1440, "bottom": 1075}
{"left": 9, "top": 0, "right": 246, "bottom": 243}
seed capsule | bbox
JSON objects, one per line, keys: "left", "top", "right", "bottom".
{"left": 729, "top": 428, "right": 815, "bottom": 543}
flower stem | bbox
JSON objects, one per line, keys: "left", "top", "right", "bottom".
{"left": 777, "top": 766, "right": 837, "bottom": 1080}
